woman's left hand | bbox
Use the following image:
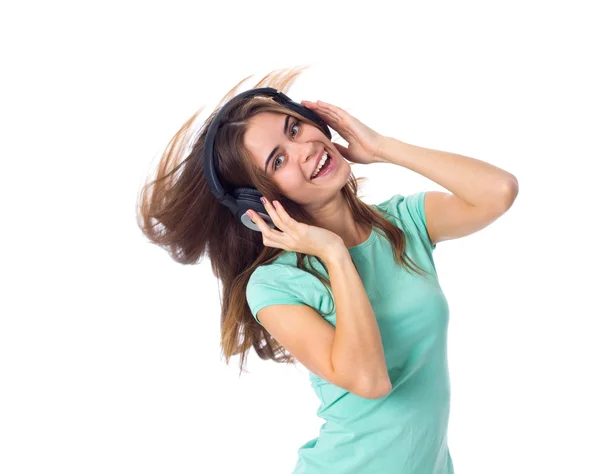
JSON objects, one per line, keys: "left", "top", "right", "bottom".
{"left": 301, "top": 100, "right": 386, "bottom": 165}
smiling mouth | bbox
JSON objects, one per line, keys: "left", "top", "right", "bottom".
{"left": 310, "top": 152, "right": 333, "bottom": 179}
{"left": 309, "top": 148, "right": 326, "bottom": 179}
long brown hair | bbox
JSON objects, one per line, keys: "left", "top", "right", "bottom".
{"left": 136, "top": 65, "right": 432, "bottom": 376}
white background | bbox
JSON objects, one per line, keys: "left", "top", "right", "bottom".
{"left": 2, "top": 1, "right": 599, "bottom": 473}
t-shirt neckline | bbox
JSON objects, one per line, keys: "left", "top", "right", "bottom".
{"left": 348, "top": 227, "right": 376, "bottom": 252}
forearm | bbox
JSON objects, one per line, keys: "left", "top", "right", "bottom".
{"left": 377, "top": 137, "right": 518, "bottom": 210}
{"left": 323, "top": 247, "right": 391, "bottom": 397}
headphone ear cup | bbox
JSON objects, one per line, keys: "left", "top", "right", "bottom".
{"left": 232, "top": 187, "right": 275, "bottom": 231}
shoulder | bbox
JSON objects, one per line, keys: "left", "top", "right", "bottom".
{"left": 249, "top": 261, "right": 291, "bottom": 281}
{"left": 374, "top": 192, "right": 427, "bottom": 229}
{"left": 248, "top": 260, "right": 314, "bottom": 287}
{"left": 246, "top": 262, "right": 317, "bottom": 324}
{"left": 375, "top": 192, "right": 436, "bottom": 251}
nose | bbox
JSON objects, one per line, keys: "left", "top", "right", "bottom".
{"left": 290, "top": 140, "right": 315, "bottom": 165}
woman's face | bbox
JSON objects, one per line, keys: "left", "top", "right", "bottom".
{"left": 244, "top": 112, "right": 350, "bottom": 206}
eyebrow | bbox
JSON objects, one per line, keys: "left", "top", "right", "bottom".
{"left": 264, "top": 115, "right": 291, "bottom": 173}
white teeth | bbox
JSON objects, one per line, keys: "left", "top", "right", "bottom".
{"left": 311, "top": 152, "right": 329, "bottom": 178}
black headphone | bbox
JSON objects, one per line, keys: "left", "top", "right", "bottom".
{"left": 202, "top": 87, "right": 332, "bottom": 232}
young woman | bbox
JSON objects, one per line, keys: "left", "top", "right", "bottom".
{"left": 137, "top": 65, "right": 518, "bottom": 473}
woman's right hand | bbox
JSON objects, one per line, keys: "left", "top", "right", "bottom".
{"left": 246, "top": 198, "right": 344, "bottom": 260}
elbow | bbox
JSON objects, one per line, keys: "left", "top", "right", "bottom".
{"left": 501, "top": 176, "right": 519, "bottom": 210}
{"left": 360, "top": 378, "right": 393, "bottom": 400}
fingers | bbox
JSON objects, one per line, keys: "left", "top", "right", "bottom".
{"left": 302, "top": 99, "right": 336, "bottom": 109}
{"left": 316, "top": 100, "right": 338, "bottom": 111}
{"left": 246, "top": 208, "right": 271, "bottom": 233}
{"left": 247, "top": 199, "right": 289, "bottom": 234}
{"left": 271, "top": 200, "right": 298, "bottom": 233}
{"left": 303, "top": 100, "right": 344, "bottom": 116}
{"left": 261, "top": 198, "right": 284, "bottom": 231}
{"left": 302, "top": 100, "right": 344, "bottom": 129}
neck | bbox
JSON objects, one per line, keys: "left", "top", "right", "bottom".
{"left": 308, "top": 194, "right": 370, "bottom": 248}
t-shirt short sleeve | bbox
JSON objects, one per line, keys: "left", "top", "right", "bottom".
{"left": 378, "top": 191, "right": 436, "bottom": 252}
{"left": 246, "top": 263, "right": 308, "bottom": 327}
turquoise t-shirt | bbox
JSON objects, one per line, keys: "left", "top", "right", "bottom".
{"left": 246, "top": 192, "right": 453, "bottom": 474}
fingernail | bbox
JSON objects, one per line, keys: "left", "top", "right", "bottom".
{"left": 260, "top": 197, "right": 266, "bottom": 204}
